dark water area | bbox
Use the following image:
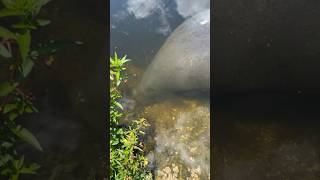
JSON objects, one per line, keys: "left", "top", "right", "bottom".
{"left": 213, "top": 0, "right": 320, "bottom": 179}
{"left": 213, "top": 94, "right": 320, "bottom": 179}
{"left": 213, "top": 0, "right": 320, "bottom": 94}
{"left": 20, "top": 0, "right": 108, "bottom": 179}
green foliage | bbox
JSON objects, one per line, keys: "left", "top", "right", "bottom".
{"left": 0, "top": 0, "right": 80, "bottom": 179}
{"left": 0, "top": 0, "right": 50, "bottom": 17}
{"left": 0, "top": 95, "right": 41, "bottom": 179}
{"left": 0, "top": 82, "right": 18, "bottom": 97}
{"left": 110, "top": 53, "right": 152, "bottom": 180}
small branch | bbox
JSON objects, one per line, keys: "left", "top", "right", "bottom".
{"left": 15, "top": 88, "right": 36, "bottom": 101}
{"left": 15, "top": 88, "right": 27, "bottom": 98}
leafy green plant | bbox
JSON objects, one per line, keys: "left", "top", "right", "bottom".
{"left": 0, "top": 0, "right": 80, "bottom": 179}
{"left": 110, "top": 53, "right": 152, "bottom": 180}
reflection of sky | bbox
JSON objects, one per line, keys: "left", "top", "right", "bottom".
{"left": 175, "top": 0, "right": 210, "bottom": 18}
{"left": 111, "top": 0, "right": 210, "bottom": 35}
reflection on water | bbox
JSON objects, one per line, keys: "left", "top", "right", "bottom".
{"left": 112, "top": 0, "right": 209, "bottom": 36}
{"left": 111, "top": 0, "right": 210, "bottom": 179}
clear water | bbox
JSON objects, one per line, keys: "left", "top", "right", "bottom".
{"left": 110, "top": 0, "right": 210, "bottom": 179}
{"left": 16, "top": 0, "right": 319, "bottom": 179}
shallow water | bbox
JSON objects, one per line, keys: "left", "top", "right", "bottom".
{"left": 111, "top": 0, "right": 211, "bottom": 179}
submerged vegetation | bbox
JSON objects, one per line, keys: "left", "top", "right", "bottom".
{"left": 110, "top": 53, "right": 152, "bottom": 179}
{"left": 0, "top": 0, "right": 79, "bottom": 179}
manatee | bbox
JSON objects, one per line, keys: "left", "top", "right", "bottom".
{"left": 135, "top": 9, "right": 210, "bottom": 97}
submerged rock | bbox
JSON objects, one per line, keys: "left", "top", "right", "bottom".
{"left": 141, "top": 97, "right": 210, "bottom": 179}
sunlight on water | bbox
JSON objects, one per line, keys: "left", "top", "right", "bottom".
{"left": 139, "top": 98, "right": 210, "bottom": 179}
{"left": 111, "top": 0, "right": 210, "bottom": 179}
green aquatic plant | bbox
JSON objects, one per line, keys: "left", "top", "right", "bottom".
{"left": 0, "top": 0, "right": 80, "bottom": 179}
{"left": 110, "top": 53, "right": 152, "bottom": 180}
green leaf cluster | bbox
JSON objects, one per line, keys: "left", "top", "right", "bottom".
{"left": 0, "top": 96, "right": 42, "bottom": 179}
{"left": 0, "top": 0, "right": 50, "bottom": 17}
{"left": 110, "top": 53, "right": 152, "bottom": 180}
{"left": 0, "top": 0, "right": 78, "bottom": 179}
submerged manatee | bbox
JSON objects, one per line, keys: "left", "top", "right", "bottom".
{"left": 136, "top": 10, "right": 210, "bottom": 97}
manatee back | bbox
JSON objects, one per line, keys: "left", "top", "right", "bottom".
{"left": 137, "top": 10, "right": 210, "bottom": 96}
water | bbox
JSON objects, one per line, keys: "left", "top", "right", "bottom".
{"left": 213, "top": 0, "right": 320, "bottom": 178}
{"left": 21, "top": 0, "right": 107, "bottom": 179}
{"left": 213, "top": 94, "right": 320, "bottom": 179}
{"left": 12, "top": 0, "right": 318, "bottom": 179}
{"left": 111, "top": 0, "right": 210, "bottom": 179}
{"left": 111, "top": 1, "right": 320, "bottom": 180}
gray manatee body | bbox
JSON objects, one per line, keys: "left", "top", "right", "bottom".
{"left": 136, "top": 10, "right": 210, "bottom": 97}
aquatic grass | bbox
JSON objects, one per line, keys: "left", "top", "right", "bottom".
{"left": 110, "top": 52, "right": 152, "bottom": 180}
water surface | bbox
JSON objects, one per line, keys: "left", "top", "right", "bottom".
{"left": 110, "top": 0, "right": 211, "bottom": 179}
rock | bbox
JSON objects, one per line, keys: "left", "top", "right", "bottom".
{"left": 173, "top": 166, "right": 179, "bottom": 173}
{"left": 163, "top": 166, "right": 171, "bottom": 174}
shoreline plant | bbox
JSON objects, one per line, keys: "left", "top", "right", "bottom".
{"left": 0, "top": 0, "right": 80, "bottom": 179}
{"left": 110, "top": 52, "right": 152, "bottom": 179}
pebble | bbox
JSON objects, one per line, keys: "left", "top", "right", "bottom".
{"left": 173, "top": 166, "right": 179, "bottom": 173}
{"left": 190, "top": 147, "right": 197, "bottom": 153}
{"left": 157, "top": 170, "right": 165, "bottom": 177}
{"left": 163, "top": 166, "right": 171, "bottom": 174}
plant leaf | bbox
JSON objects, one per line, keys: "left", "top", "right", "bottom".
{"left": 0, "top": 154, "right": 12, "bottom": 167}
{"left": 0, "top": 82, "right": 18, "bottom": 97}
{"left": 21, "top": 58, "right": 34, "bottom": 77}
{"left": 32, "top": 0, "right": 51, "bottom": 15}
{"left": 0, "top": 26, "right": 16, "bottom": 39}
{"left": 20, "top": 163, "right": 40, "bottom": 174}
{"left": 1, "top": 0, "right": 51, "bottom": 15}
{"left": 8, "top": 112, "right": 18, "bottom": 120}
{"left": 1, "top": 0, "right": 16, "bottom": 9}
{"left": 0, "top": 44, "right": 12, "bottom": 58}
{"left": 16, "top": 31, "right": 31, "bottom": 60}
{"left": 114, "top": 101, "right": 123, "bottom": 110}
{"left": 12, "top": 22, "right": 37, "bottom": 30}
{"left": 1, "top": 141, "right": 13, "bottom": 148}
{"left": 3, "top": 103, "right": 18, "bottom": 114}
{"left": 0, "top": 8, "right": 24, "bottom": 18}
{"left": 12, "top": 126, "right": 43, "bottom": 152}
{"left": 36, "top": 19, "right": 50, "bottom": 26}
